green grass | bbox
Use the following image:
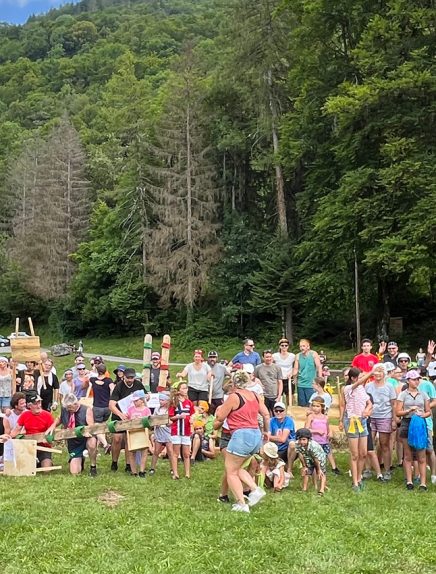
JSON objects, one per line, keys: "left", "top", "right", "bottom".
{"left": 1, "top": 452, "right": 435, "bottom": 574}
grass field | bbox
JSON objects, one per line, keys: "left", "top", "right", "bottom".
{"left": 1, "top": 451, "right": 435, "bottom": 574}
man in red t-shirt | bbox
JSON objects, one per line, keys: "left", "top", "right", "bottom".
{"left": 11, "top": 395, "right": 54, "bottom": 468}
{"left": 351, "top": 339, "right": 379, "bottom": 373}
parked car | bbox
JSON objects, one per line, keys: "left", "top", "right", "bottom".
{"left": 8, "top": 332, "right": 30, "bottom": 339}
{"left": 0, "top": 335, "right": 10, "bottom": 347}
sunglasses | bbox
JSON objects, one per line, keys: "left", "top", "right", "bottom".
{"left": 399, "top": 359, "right": 409, "bottom": 363}
{"left": 280, "top": 344, "right": 289, "bottom": 347}
{"left": 388, "top": 347, "right": 396, "bottom": 350}
{"left": 246, "top": 344, "right": 254, "bottom": 347}
{"left": 274, "top": 409, "right": 285, "bottom": 413}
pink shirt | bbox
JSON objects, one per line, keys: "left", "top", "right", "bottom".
{"left": 127, "top": 405, "right": 151, "bottom": 420}
{"left": 343, "top": 385, "right": 369, "bottom": 418}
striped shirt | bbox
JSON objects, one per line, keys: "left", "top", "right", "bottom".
{"left": 343, "top": 385, "right": 369, "bottom": 418}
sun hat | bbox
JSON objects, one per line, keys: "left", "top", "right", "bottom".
{"left": 397, "top": 352, "right": 411, "bottom": 362}
{"left": 131, "top": 390, "right": 146, "bottom": 401}
{"left": 193, "top": 420, "right": 205, "bottom": 429}
{"left": 114, "top": 364, "right": 126, "bottom": 374}
{"left": 384, "top": 362, "right": 395, "bottom": 372}
{"left": 159, "top": 392, "right": 170, "bottom": 401}
{"left": 263, "top": 442, "right": 279, "bottom": 458}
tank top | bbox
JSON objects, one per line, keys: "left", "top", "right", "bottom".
{"left": 297, "top": 351, "right": 317, "bottom": 388}
{"left": 0, "top": 373, "right": 12, "bottom": 397}
{"left": 310, "top": 416, "right": 328, "bottom": 444}
{"left": 227, "top": 391, "right": 260, "bottom": 433}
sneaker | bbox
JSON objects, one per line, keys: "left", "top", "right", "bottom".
{"left": 130, "top": 472, "right": 138, "bottom": 477}
{"left": 125, "top": 464, "right": 131, "bottom": 473}
{"left": 383, "top": 471, "right": 392, "bottom": 481}
{"left": 352, "top": 485, "right": 360, "bottom": 493}
{"left": 431, "top": 475, "right": 436, "bottom": 485}
{"left": 406, "top": 482, "right": 414, "bottom": 491}
{"left": 138, "top": 472, "right": 146, "bottom": 478}
{"left": 231, "top": 502, "right": 250, "bottom": 513}
{"left": 419, "top": 484, "right": 428, "bottom": 492}
{"left": 362, "top": 470, "right": 372, "bottom": 480}
{"left": 247, "top": 487, "right": 266, "bottom": 507}
{"left": 217, "top": 495, "right": 230, "bottom": 503}
{"left": 377, "top": 474, "right": 386, "bottom": 482}
{"left": 111, "top": 461, "right": 118, "bottom": 472}
{"left": 332, "top": 467, "right": 341, "bottom": 475}
{"left": 358, "top": 481, "right": 365, "bottom": 491}
{"left": 149, "top": 469, "right": 155, "bottom": 476}
{"left": 89, "top": 466, "right": 97, "bottom": 477}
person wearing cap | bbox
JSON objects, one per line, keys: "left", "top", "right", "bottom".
{"left": 0, "top": 356, "right": 13, "bottom": 412}
{"left": 396, "top": 370, "right": 431, "bottom": 490}
{"left": 207, "top": 351, "right": 229, "bottom": 414}
{"left": 149, "top": 353, "right": 165, "bottom": 393}
{"left": 295, "top": 428, "right": 327, "bottom": 494}
{"left": 126, "top": 391, "right": 152, "bottom": 477}
{"left": 109, "top": 367, "right": 145, "bottom": 472}
{"left": 149, "top": 392, "right": 173, "bottom": 475}
{"left": 397, "top": 353, "right": 412, "bottom": 382}
{"left": 351, "top": 339, "right": 379, "bottom": 373}
{"left": 268, "top": 401, "right": 296, "bottom": 475}
{"left": 229, "top": 339, "right": 261, "bottom": 370}
{"left": 91, "top": 356, "right": 110, "bottom": 378}
{"left": 259, "top": 442, "right": 291, "bottom": 491}
{"left": 72, "top": 362, "right": 90, "bottom": 399}
{"left": 176, "top": 350, "right": 213, "bottom": 406}
{"left": 11, "top": 395, "right": 55, "bottom": 468}
{"left": 254, "top": 350, "right": 283, "bottom": 415}
{"left": 292, "top": 339, "right": 323, "bottom": 407}
{"left": 46, "top": 393, "right": 98, "bottom": 476}
{"left": 378, "top": 341, "right": 400, "bottom": 366}
{"left": 114, "top": 365, "right": 126, "bottom": 385}
{"left": 272, "top": 339, "right": 296, "bottom": 405}
{"left": 89, "top": 363, "right": 115, "bottom": 454}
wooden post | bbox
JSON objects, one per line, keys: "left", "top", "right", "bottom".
{"left": 159, "top": 335, "right": 171, "bottom": 390}
{"left": 142, "top": 334, "right": 152, "bottom": 390}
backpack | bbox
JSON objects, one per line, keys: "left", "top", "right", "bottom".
{"left": 407, "top": 414, "right": 427, "bottom": 450}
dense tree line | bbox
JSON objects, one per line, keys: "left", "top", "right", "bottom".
{"left": 0, "top": 0, "right": 434, "bottom": 344}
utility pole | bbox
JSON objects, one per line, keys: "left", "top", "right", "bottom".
{"left": 354, "top": 247, "right": 361, "bottom": 350}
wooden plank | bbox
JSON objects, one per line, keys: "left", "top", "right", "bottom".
{"left": 11, "top": 336, "right": 41, "bottom": 362}
{"left": 36, "top": 446, "right": 63, "bottom": 454}
{"left": 142, "top": 334, "right": 152, "bottom": 389}
{"left": 35, "top": 466, "right": 62, "bottom": 473}
{"left": 22, "top": 413, "right": 168, "bottom": 442}
{"left": 4, "top": 440, "right": 37, "bottom": 476}
{"left": 127, "top": 428, "right": 151, "bottom": 451}
{"left": 159, "top": 334, "right": 171, "bottom": 389}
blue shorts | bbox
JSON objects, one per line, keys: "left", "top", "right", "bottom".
{"left": 227, "top": 428, "right": 262, "bottom": 458}
{"left": 344, "top": 416, "right": 368, "bottom": 438}
{"left": 0, "top": 396, "right": 11, "bottom": 409}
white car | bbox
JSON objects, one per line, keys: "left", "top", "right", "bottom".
{"left": 8, "top": 331, "right": 30, "bottom": 339}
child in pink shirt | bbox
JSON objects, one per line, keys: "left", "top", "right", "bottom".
{"left": 126, "top": 391, "right": 152, "bottom": 477}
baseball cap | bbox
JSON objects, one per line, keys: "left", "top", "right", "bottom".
{"left": 405, "top": 370, "right": 421, "bottom": 380}
{"left": 397, "top": 352, "right": 411, "bottom": 362}
{"left": 27, "top": 395, "right": 42, "bottom": 404}
{"left": 77, "top": 363, "right": 86, "bottom": 369}
{"left": 263, "top": 442, "right": 279, "bottom": 459}
{"left": 384, "top": 362, "right": 395, "bottom": 372}
{"left": 273, "top": 401, "right": 286, "bottom": 410}
{"left": 151, "top": 352, "right": 161, "bottom": 360}
{"left": 114, "top": 364, "right": 126, "bottom": 374}
{"left": 93, "top": 355, "right": 103, "bottom": 363}
{"left": 124, "top": 368, "right": 136, "bottom": 378}
{"left": 387, "top": 341, "right": 398, "bottom": 347}
{"left": 208, "top": 350, "right": 218, "bottom": 358}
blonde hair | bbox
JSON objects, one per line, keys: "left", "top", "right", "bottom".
{"left": 231, "top": 370, "right": 250, "bottom": 388}
{"left": 300, "top": 338, "right": 311, "bottom": 346}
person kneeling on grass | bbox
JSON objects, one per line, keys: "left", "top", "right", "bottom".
{"left": 191, "top": 420, "right": 216, "bottom": 462}
{"left": 295, "top": 428, "right": 327, "bottom": 495}
{"left": 47, "top": 393, "right": 97, "bottom": 476}
{"left": 259, "top": 442, "right": 290, "bottom": 491}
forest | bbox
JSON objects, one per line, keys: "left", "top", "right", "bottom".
{"left": 0, "top": 0, "right": 434, "bottom": 345}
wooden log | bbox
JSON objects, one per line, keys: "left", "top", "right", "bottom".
{"left": 35, "top": 466, "right": 62, "bottom": 473}
{"left": 142, "top": 334, "right": 152, "bottom": 389}
{"left": 36, "top": 446, "right": 63, "bottom": 454}
{"left": 21, "top": 413, "right": 168, "bottom": 443}
{"left": 159, "top": 334, "right": 171, "bottom": 389}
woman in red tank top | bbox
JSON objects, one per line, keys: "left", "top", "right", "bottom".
{"left": 215, "top": 370, "right": 270, "bottom": 513}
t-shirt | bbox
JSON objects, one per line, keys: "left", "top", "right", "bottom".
{"left": 150, "top": 368, "right": 169, "bottom": 392}
{"left": 185, "top": 363, "right": 211, "bottom": 392}
{"left": 418, "top": 381, "right": 435, "bottom": 430}
{"left": 110, "top": 380, "right": 145, "bottom": 421}
{"left": 169, "top": 399, "right": 195, "bottom": 436}
{"left": 427, "top": 361, "right": 436, "bottom": 378}
{"left": 272, "top": 352, "right": 295, "bottom": 379}
{"left": 309, "top": 391, "right": 332, "bottom": 410}
{"left": 59, "top": 380, "right": 74, "bottom": 398}
{"left": 296, "top": 439, "right": 327, "bottom": 469}
{"left": 127, "top": 405, "right": 152, "bottom": 419}
{"left": 351, "top": 353, "right": 379, "bottom": 373}
{"left": 254, "top": 364, "right": 282, "bottom": 398}
{"left": 246, "top": 382, "right": 264, "bottom": 396}
{"left": 90, "top": 377, "right": 113, "bottom": 408}
{"left": 397, "top": 390, "right": 429, "bottom": 418}
{"left": 16, "top": 409, "right": 54, "bottom": 446}
{"left": 365, "top": 382, "right": 396, "bottom": 419}
{"left": 270, "top": 415, "right": 295, "bottom": 451}
{"left": 231, "top": 351, "right": 261, "bottom": 367}
{"left": 209, "top": 363, "right": 227, "bottom": 399}
{"left": 37, "top": 374, "right": 59, "bottom": 409}
{"left": 153, "top": 405, "right": 171, "bottom": 443}
{"left": 343, "top": 385, "right": 370, "bottom": 418}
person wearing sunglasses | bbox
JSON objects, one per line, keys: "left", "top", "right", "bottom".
{"left": 272, "top": 338, "right": 295, "bottom": 406}
{"left": 229, "top": 339, "right": 261, "bottom": 370}
{"left": 378, "top": 341, "right": 400, "bottom": 366}
{"left": 268, "top": 401, "right": 296, "bottom": 476}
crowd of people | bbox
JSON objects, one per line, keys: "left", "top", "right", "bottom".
{"left": 0, "top": 337, "right": 435, "bottom": 513}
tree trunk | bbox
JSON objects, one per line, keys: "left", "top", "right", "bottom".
{"left": 284, "top": 303, "right": 293, "bottom": 345}
{"left": 186, "top": 100, "right": 194, "bottom": 322}
{"left": 377, "top": 277, "right": 390, "bottom": 340}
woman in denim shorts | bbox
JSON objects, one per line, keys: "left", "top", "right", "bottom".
{"left": 215, "top": 370, "right": 270, "bottom": 513}
{"left": 339, "top": 367, "right": 372, "bottom": 491}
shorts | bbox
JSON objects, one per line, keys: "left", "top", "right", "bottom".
{"left": 399, "top": 418, "right": 411, "bottom": 440}
{"left": 219, "top": 431, "right": 231, "bottom": 450}
{"left": 170, "top": 435, "right": 191, "bottom": 446}
{"left": 93, "top": 406, "right": 110, "bottom": 423}
{"left": 67, "top": 438, "right": 88, "bottom": 460}
{"left": 371, "top": 418, "right": 392, "bottom": 434}
{"left": 305, "top": 459, "right": 327, "bottom": 475}
{"left": 0, "top": 396, "right": 11, "bottom": 409}
{"left": 427, "top": 430, "right": 434, "bottom": 453}
{"left": 36, "top": 450, "right": 52, "bottom": 466}
{"left": 320, "top": 443, "right": 331, "bottom": 455}
{"left": 188, "top": 388, "right": 209, "bottom": 403}
{"left": 210, "top": 398, "right": 224, "bottom": 415}
{"left": 227, "top": 428, "right": 262, "bottom": 458}
{"left": 344, "top": 416, "right": 368, "bottom": 439}
{"left": 297, "top": 387, "right": 313, "bottom": 407}
{"left": 367, "top": 424, "right": 374, "bottom": 451}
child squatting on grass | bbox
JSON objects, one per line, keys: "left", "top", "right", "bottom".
{"left": 258, "top": 441, "right": 291, "bottom": 491}
{"left": 295, "top": 428, "right": 327, "bottom": 495}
